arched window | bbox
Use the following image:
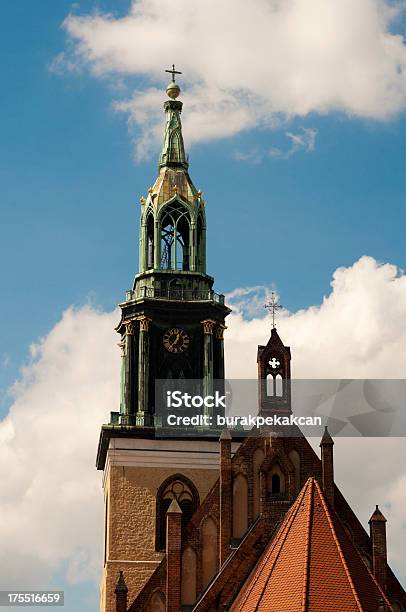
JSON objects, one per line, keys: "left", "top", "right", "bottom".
{"left": 268, "top": 463, "right": 285, "bottom": 496}
{"left": 155, "top": 475, "right": 199, "bottom": 551}
{"left": 160, "top": 202, "right": 190, "bottom": 271}
{"left": 275, "top": 374, "right": 283, "bottom": 397}
{"left": 265, "top": 355, "right": 285, "bottom": 398}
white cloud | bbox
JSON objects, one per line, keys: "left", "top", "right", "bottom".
{"left": 0, "top": 306, "right": 119, "bottom": 588}
{"left": 269, "top": 127, "right": 317, "bottom": 158}
{"left": 59, "top": 0, "right": 406, "bottom": 157}
{"left": 1, "top": 256, "right": 406, "bottom": 590}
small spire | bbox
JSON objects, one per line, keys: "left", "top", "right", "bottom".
{"left": 115, "top": 570, "right": 128, "bottom": 594}
{"left": 369, "top": 505, "right": 387, "bottom": 523}
{"left": 320, "top": 425, "right": 334, "bottom": 446}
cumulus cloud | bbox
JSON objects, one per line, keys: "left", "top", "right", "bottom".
{"left": 58, "top": 0, "right": 406, "bottom": 157}
{"left": 1, "top": 256, "right": 406, "bottom": 589}
{"left": 0, "top": 306, "right": 119, "bottom": 588}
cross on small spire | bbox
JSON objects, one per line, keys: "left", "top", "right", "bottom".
{"left": 264, "top": 292, "right": 282, "bottom": 329}
{"left": 165, "top": 64, "right": 182, "bottom": 83}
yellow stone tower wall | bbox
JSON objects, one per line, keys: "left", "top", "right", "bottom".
{"left": 99, "top": 438, "right": 221, "bottom": 612}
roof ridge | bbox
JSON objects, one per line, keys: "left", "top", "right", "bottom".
{"left": 236, "top": 478, "right": 312, "bottom": 610}
{"left": 301, "top": 477, "right": 314, "bottom": 611}
{"left": 314, "top": 479, "right": 364, "bottom": 611}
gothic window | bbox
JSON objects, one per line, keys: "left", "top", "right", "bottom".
{"left": 155, "top": 474, "right": 199, "bottom": 551}
{"left": 266, "top": 355, "right": 284, "bottom": 397}
{"left": 268, "top": 463, "right": 285, "bottom": 496}
{"left": 160, "top": 201, "right": 190, "bottom": 270}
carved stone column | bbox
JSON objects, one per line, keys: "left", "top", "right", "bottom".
{"left": 215, "top": 323, "right": 227, "bottom": 380}
{"left": 201, "top": 319, "right": 215, "bottom": 407}
{"left": 137, "top": 315, "right": 152, "bottom": 425}
{"left": 121, "top": 320, "right": 135, "bottom": 425}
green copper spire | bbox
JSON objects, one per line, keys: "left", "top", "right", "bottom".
{"left": 159, "top": 68, "right": 188, "bottom": 169}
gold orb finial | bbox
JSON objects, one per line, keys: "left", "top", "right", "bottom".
{"left": 165, "top": 64, "right": 182, "bottom": 99}
{"left": 166, "top": 82, "right": 180, "bottom": 99}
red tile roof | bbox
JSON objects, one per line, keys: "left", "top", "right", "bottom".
{"left": 230, "top": 478, "right": 392, "bottom": 611}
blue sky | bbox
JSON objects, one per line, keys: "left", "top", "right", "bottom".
{"left": 2, "top": 1, "right": 406, "bottom": 414}
{"left": 2, "top": 0, "right": 406, "bottom": 608}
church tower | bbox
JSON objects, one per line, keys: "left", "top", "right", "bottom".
{"left": 96, "top": 68, "right": 231, "bottom": 612}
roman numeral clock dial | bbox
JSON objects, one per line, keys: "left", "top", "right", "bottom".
{"left": 163, "top": 328, "right": 190, "bottom": 354}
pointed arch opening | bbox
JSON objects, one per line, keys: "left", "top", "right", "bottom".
{"left": 147, "top": 591, "right": 165, "bottom": 612}
{"left": 196, "top": 213, "right": 205, "bottom": 272}
{"left": 160, "top": 201, "right": 190, "bottom": 271}
{"left": 201, "top": 516, "right": 218, "bottom": 589}
{"left": 181, "top": 546, "right": 197, "bottom": 606}
{"left": 155, "top": 474, "right": 199, "bottom": 551}
{"left": 232, "top": 473, "right": 248, "bottom": 539}
{"left": 268, "top": 463, "right": 285, "bottom": 497}
{"left": 146, "top": 211, "right": 154, "bottom": 269}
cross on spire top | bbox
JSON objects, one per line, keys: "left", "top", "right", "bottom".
{"left": 165, "top": 64, "right": 182, "bottom": 83}
{"left": 264, "top": 292, "right": 283, "bottom": 329}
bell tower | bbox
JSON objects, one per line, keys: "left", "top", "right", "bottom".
{"left": 115, "top": 69, "right": 229, "bottom": 428}
{"left": 97, "top": 68, "right": 231, "bottom": 612}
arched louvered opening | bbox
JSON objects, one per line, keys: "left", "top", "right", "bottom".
{"left": 160, "top": 201, "right": 190, "bottom": 270}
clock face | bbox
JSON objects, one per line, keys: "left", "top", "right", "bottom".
{"left": 163, "top": 328, "right": 190, "bottom": 354}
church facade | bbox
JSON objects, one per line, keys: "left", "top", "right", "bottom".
{"left": 96, "top": 72, "right": 406, "bottom": 612}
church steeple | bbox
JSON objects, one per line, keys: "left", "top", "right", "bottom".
{"left": 105, "top": 68, "right": 231, "bottom": 430}
{"left": 136, "top": 69, "right": 206, "bottom": 278}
